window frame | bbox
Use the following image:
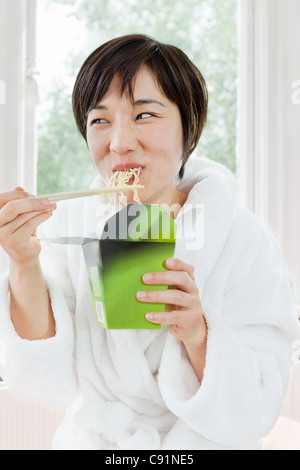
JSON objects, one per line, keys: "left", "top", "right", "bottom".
{"left": 0, "top": 0, "right": 38, "bottom": 275}
{"left": 237, "top": 0, "right": 271, "bottom": 219}
{"left": 0, "top": 0, "right": 38, "bottom": 195}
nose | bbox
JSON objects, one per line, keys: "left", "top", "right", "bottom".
{"left": 109, "top": 119, "right": 138, "bottom": 155}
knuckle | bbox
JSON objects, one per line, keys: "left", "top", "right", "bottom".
{"left": 2, "top": 200, "right": 17, "bottom": 218}
{"left": 173, "top": 290, "right": 185, "bottom": 304}
{"left": 0, "top": 190, "right": 27, "bottom": 208}
{"left": 0, "top": 193, "right": 11, "bottom": 208}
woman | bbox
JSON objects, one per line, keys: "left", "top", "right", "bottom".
{"left": 0, "top": 34, "right": 299, "bottom": 450}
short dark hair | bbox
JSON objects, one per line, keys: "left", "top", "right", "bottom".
{"left": 72, "top": 34, "right": 208, "bottom": 178}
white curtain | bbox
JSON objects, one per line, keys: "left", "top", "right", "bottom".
{"left": 238, "top": 0, "right": 300, "bottom": 310}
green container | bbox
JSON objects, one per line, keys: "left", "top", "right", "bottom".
{"left": 85, "top": 204, "right": 176, "bottom": 329}
{"left": 43, "top": 204, "right": 176, "bottom": 329}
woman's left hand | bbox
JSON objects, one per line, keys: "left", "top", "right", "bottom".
{"left": 137, "top": 257, "right": 207, "bottom": 345}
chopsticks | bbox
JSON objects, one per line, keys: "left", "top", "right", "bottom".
{"left": 37, "top": 185, "right": 144, "bottom": 202}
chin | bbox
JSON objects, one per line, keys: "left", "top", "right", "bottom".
{"left": 119, "top": 192, "right": 142, "bottom": 206}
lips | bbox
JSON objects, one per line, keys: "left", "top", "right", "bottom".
{"left": 112, "top": 163, "right": 144, "bottom": 172}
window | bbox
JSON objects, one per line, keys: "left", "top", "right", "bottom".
{"left": 2, "top": 1, "right": 300, "bottom": 311}
{"left": 36, "top": 0, "right": 238, "bottom": 195}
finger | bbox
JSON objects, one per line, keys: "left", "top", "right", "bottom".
{"left": 0, "top": 189, "right": 30, "bottom": 209}
{"left": 0, "top": 197, "right": 56, "bottom": 226}
{"left": 165, "top": 257, "right": 195, "bottom": 280}
{"left": 8, "top": 210, "right": 54, "bottom": 240}
{"left": 142, "top": 270, "right": 197, "bottom": 294}
{"left": 136, "top": 288, "right": 190, "bottom": 308}
{"left": 145, "top": 310, "right": 181, "bottom": 325}
{"left": 0, "top": 209, "right": 45, "bottom": 238}
{"left": 0, "top": 203, "right": 55, "bottom": 240}
{"left": 10, "top": 209, "right": 55, "bottom": 235}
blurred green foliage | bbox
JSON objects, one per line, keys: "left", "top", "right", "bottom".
{"left": 37, "top": 0, "right": 237, "bottom": 194}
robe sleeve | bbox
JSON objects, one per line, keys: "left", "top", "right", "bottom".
{"left": 0, "top": 206, "right": 78, "bottom": 404}
{"left": 158, "top": 213, "right": 300, "bottom": 447}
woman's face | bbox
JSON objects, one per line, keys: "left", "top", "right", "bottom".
{"left": 86, "top": 67, "right": 184, "bottom": 207}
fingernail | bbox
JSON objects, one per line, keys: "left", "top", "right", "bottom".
{"left": 137, "top": 291, "right": 146, "bottom": 299}
{"left": 167, "top": 258, "right": 175, "bottom": 267}
{"left": 143, "top": 273, "right": 152, "bottom": 282}
{"left": 145, "top": 313, "right": 154, "bottom": 321}
{"left": 42, "top": 199, "right": 51, "bottom": 205}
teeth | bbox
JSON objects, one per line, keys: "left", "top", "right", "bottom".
{"left": 118, "top": 167, "right": 142, "bottom": 171}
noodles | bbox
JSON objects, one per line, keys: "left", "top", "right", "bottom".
{"left": 96, "top": 167, "right": 142, "bottom": 238}
{"left": 107, "top": 167, "right": 142, "bottom": 204}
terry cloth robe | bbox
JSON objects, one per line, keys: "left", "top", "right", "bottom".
{"left": 0, "top": 156, "right": 300, "bottom": 450}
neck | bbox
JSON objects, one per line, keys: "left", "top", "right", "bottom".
{"left": 144, "top": 184, "right": 187, "bottom": 219}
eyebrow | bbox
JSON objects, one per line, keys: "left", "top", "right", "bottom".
{"left": 134, "top": 99, "right": 166, "bottom": 107}
{"left": 91, "top": 99, "right": 166, "bottom": 112}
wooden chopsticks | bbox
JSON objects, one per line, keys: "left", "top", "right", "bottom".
{"left": 37, "top": 185, "right": 144, "bottom": 202}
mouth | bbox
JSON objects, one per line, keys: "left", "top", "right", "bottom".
{"left": 108, "top": 165, "right": 144, "bottom": 193}
{"left": 112, "top": 163, "right": 144, "bottom": 172}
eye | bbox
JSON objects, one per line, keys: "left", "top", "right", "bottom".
{"left": 136, "top": 113, "right": 154, "bottom": 120}
{"left": 91, "top": 118, "right": 108, "bottom": 126}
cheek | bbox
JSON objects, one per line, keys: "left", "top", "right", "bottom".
{"left": 87, "top": 132, "right": 106, "bottom": 163}
{"left": 148, "top": 124, "right": 183, "bottom": 162}
{"left": 86, "top": 133, "right": 112, "bottom": 182}
{"left": 148, "top": 122, "right": 176, "bottom": 146}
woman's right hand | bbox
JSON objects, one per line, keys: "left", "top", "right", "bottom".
{"left": 0, "top": 187, "right": 57, "bottom": 265}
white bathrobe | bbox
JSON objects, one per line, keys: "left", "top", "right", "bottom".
{"left": 0, "top": 156, "right": 300, "bottom": 450}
